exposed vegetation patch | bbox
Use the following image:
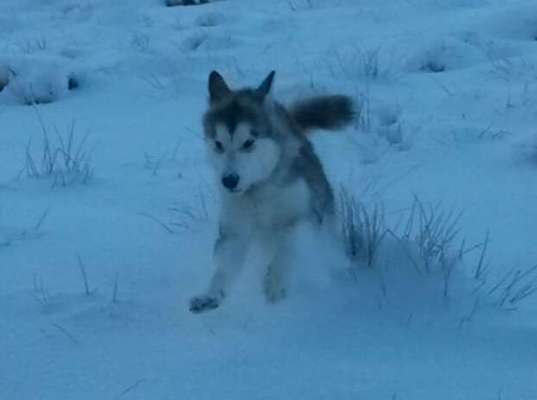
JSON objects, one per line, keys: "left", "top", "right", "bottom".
{"left": 23, "top": 107, "right": 94, "bottom": 187}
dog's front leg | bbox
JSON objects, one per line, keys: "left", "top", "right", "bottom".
{"left": 262, "top": 226, "right": 296, "bottom": 304}
{"left": 190, "top": 228, "right": 249, "bottom": 313}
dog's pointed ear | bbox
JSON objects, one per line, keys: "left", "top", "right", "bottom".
{"left": 208, "top": 70, "right": 231, "bottom": 103}
{"left": 256, "top": 71, "right": 275, "bottom": 98}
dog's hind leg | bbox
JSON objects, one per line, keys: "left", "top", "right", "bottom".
{"left": 190, "top": 229, "right": 249, "bottom": 313}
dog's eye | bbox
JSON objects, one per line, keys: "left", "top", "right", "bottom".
{"left": 214, "top": 140, "right": 224, "bottom": 153}
{"left": 241, "top": 139, "right": 255, "bottom": 151}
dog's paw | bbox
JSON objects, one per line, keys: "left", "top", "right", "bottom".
{"left": 263, "top": 275, "right": 286, "bottom": 304}
{"left": 189, "top": 295, "right": 220, "bottom": 314}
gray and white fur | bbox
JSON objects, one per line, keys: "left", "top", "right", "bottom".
{"left": 190, "top": 70, "right": 353, "bottom": 313}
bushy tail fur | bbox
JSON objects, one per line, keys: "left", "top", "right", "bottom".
{"left": 290, "top": 95, "right": 354, "bottom": 132}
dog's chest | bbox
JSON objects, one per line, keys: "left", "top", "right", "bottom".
{"left": 227, "top": 179, "right": 311, "bottom": 229}
{"left": 253, "top": 180, "right": 311, "bottom": 227}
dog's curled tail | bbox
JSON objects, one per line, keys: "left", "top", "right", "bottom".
{"left": 290, "top": 95, "right": 354, "bottom": 133}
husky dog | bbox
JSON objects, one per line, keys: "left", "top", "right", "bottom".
{"left": 189, "top": 71, "right": 353, "bottom": 313}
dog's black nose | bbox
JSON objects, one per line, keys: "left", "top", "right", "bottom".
{"left": 222, "top": 174, "right": 239, "bottom": 190}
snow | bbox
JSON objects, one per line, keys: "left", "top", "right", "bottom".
{"left": 1, "top": 0, "right": 537, "bottom": 399}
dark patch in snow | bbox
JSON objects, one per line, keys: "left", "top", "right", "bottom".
{"left": 68, "top": 76, "right": 79, "bottom": 91}
{"left": 0, "top": 66, "right": 10, "bottom": 93}
{"left": 165, "top": 0, "right": 210, "bottom": 6}
{"left": 420, "top": 61, "right": 446, "bottom": 73}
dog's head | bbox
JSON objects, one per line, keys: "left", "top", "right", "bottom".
{"left": 202, "top": 71, "right": 281, "bottom": 194}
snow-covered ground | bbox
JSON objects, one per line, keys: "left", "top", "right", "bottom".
{"left": 1, "top": 0, "right": 537, "bottom": 399}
